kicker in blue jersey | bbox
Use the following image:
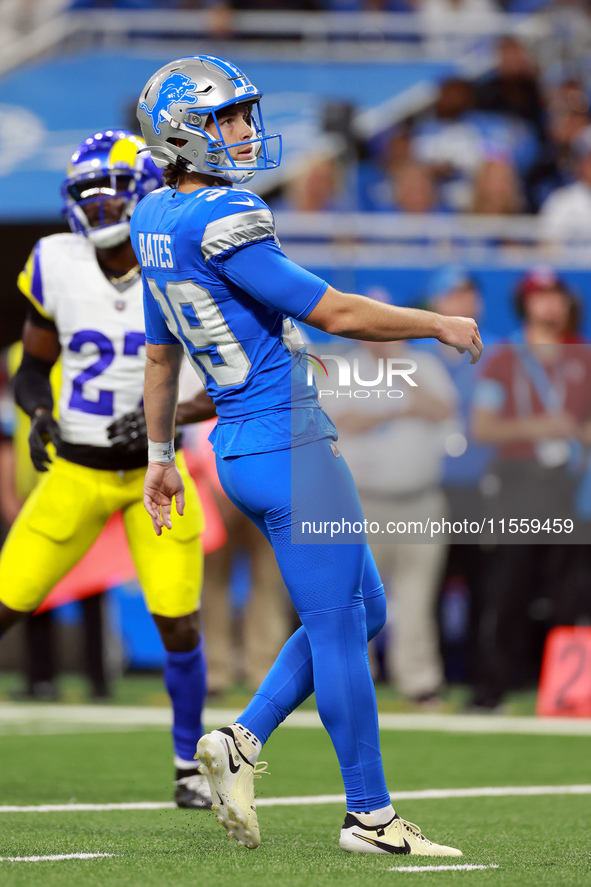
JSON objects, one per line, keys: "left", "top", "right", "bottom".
{"left": 131, "top": 185, "right": 336, "bottom": 456}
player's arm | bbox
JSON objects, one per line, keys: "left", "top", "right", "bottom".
{"left": 13, "top": 311, "right": 62, "bottom": 472}
{"left": 219, "top": 240, "right": 482, "bottom": 364}
{"left": 175, "top": 390, "right": 217, "bottom": 425}
{"left": 143, "top": 341, "right": 186, "bottom": 535}
{"left": 305, "top": 286, "right": 482, "bottom": 364}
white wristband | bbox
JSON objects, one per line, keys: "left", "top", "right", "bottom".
{"left": 148, "top": 439, "right": 175, "bottom": 463}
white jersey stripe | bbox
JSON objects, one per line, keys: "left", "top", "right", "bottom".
{"left": 201, "top": 209, "right": 276, "bottom": 261}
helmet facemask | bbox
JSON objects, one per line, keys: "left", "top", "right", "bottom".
{"left": 61, "top": 130, "right": 162, "bottom": 249}
{"left": 183, "top": 100, "right": 280, "bottom": 184}
{"left": 65, "top": 171, "right": 139, "bottom": 248}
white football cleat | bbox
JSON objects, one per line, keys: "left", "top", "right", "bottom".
{"left": 339, "top": 812, "right": 463, "bottom": 856}
{"left": 195, "top": 726, "right": 268, "bottom": 849}
{"left": 174, "top": 771, "right": 212, "bottom": 810}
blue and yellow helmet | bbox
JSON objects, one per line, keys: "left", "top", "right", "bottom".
{"left": 61, "top": 129, "right": 162, "bottom": 248}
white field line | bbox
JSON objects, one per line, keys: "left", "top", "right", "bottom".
{"left": 0, "top": 853, "right": 114, "bottom": 862}
{"left": 1, "top": 784, "right": 590, "bottom": 814}
{"left": 2, "top": 704, "right": 591, "bottom": 736}
{"left": 390, "top": 865, "right": 499, "bottom": 873}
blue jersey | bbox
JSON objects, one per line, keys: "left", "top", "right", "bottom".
{"left": 130, "top": 185, "right": 336, "bottom": 456}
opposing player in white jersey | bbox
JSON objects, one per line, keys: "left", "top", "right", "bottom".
{"left": 0, "top": 130, "right": 211, "bottom": 808}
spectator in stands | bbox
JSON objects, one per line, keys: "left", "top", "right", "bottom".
{"left": 471, "top": 157, "right": 524, "bottom": 215}
{"left": 358, "top": 161, "right": 446, "bottom": 218}
{"left": 420, "top": 264, "right": 497, "bottom": 508}
{"left": 540, "top": 125, "right": 591, "bottom": 242}
{"left": 411, "top": 78, "right": 486, "bottom": 211}
{"left": 469, "top": 267, "right": 591, "bottom": 709}
{"left": 391, "top": 161, "right": 443, "bottom": 213}
{"left": 475, "top": 37, "right": 545, "bottom": 141}
{"left": 297, "top": 1, "right": 414, "bottom": 7}
{"left": 419, "top": 0, "right": 501, "bottom": 57}
{"left": 278, "top": 154, "right": 346, "bottom": 212}
{"left": 217, "top": 0, "right": 324, "bottom": 7}
{"left": 355, "top": 0, "right": 413, "bottom": 8}
{"left": 526, "top": 79, "right": 589, "bottom": 211}
{"left": 416, "top": 266, "right": 497, "bottom": 684}
{"left": 358, "top": 126, "right": 415, "bottom": 212}
{"left": 411, "top": 77, "right": 537, "bottom": 211}
{"left": 70, "top": 1, "right": 183, "bottom": 7}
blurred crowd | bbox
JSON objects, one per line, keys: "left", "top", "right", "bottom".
{"left": 269, "top": 33, "right": 591, "bottom": 245}
{"left": 58, "top": 0, "right": 591, "bottom": 14}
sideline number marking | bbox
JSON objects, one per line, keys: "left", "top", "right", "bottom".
{"left": 537, "top": 626, "right": 591, "bottom": 717}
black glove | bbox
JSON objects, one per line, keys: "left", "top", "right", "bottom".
{"left": 106, "top": 407, "right": 148, "bottom": 453}
{"left": 28, "top": 410, "right": 62, "bottom": 472}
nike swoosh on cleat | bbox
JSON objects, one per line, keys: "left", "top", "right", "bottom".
{"left": 353, "top": 833, "right": 411, "bottom": 855}
{"left": 225, "top": 739, "right": 241, "bottom": 774}
{"left": 233, "top": 743, "right": 254, "bottom": 768}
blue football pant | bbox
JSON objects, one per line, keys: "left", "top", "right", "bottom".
{"left": 215, "top": 437, "right": 391, "bottom": 811}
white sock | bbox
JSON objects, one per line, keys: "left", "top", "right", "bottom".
{"left": 349, "top": 804, "right": 395, "bottom": 827}
{"left": 174, "top": 755, "right": 200, "bottom": 771}
{"left": 232, "top": 722, "right": 263, "bottom": 764}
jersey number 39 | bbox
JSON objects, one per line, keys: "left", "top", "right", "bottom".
{"left": 147, "top": 279, "right": 251, "bottom": 387}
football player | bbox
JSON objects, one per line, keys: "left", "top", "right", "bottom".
{"left": 0, "top": 130, "right": 212, "bottom": 809}
{"left": 134, "top": 56, "right": 482, "bottom": 855}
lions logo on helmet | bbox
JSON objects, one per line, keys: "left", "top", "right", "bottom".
{"left": 61, "top": 130, "right": 162, "bottom": 249}
{"left": 139, "top": 72, "right": 199, "bottom": 137}
{"left": 136, "top": 55, "right": 281, "bottom": 185}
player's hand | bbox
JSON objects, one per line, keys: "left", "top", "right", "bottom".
{"left": 28, "top": 409, "right": 62, "bottom": 472}
{"left": 437, "top": 315, "right": 483, "bottom": 364}
{"left": 106, "top": 407, "right": 148, "bottom": 453}
{"left": 143, "top": 461, "right": 185, "bottom": 536}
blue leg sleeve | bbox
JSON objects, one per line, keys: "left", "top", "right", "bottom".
{"left": 302, "top": 603, "right": 388, "bottom": 810}
{"left": 164, "top": 639, "right": 207, "bottom": 762}
{"left": 239, "top": 549, "right": 386, "bottom": 744}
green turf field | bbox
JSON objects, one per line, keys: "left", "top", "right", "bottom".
{"left": 1, "top": 716, "right": 590, "bottom": 887}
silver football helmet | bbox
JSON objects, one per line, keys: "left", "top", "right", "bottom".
{"left": 136, "top": 55, "right": 281, "bottom": 185}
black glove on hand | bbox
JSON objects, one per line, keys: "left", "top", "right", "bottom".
{"left": 29, "top": 410, "right": 62, "bottom": 472}
{"left": 106, "top": 407, "right": 148, "bottom": 453}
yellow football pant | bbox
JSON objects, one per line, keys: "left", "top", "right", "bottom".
{"left": 0, "top": 452, "right": 204, "bottom": 618}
